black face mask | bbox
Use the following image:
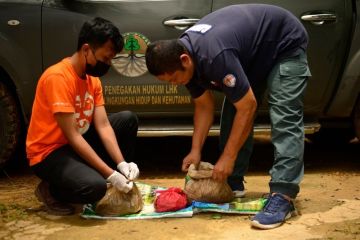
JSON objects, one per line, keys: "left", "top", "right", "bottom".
{"left": 85, "top": 51, "right": 111, "bottom": 77}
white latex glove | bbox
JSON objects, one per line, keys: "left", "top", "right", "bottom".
{"left": 117, "top": 161, "right": 139, "bottom": 180}
{"left": 106, "top": 171, "right": 133, "bottom": 193}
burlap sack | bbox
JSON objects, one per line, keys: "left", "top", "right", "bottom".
{"left": 184, "top": 162, "right": 234, "bottom": 203}
{"left": 95, "top": 182, "right": 143, "bottom": 216}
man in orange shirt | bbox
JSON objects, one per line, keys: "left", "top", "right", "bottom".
{"left": 26, "top": 17, "right": 139, "bottom": 215}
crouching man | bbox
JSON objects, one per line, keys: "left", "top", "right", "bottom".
{"left": 26, "top": 17, "right": 139, "bottom": 215}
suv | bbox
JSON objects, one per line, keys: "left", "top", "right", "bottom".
{"left": 0, "top": 0, "right": 359, "bottom": 166}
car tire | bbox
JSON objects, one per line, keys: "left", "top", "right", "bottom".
{"left": 0, "top": 81, "right": 21, "bottom": 168}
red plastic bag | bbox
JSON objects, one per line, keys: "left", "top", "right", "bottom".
{"left": 154, "top": 187, "right": 188, "bottom": 212}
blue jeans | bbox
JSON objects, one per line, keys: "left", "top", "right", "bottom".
{"left": 220, "top": 51, "right": 310, "bottom": 198}
{"left": 31, "top": 111, "right": 138, "bottom": 204}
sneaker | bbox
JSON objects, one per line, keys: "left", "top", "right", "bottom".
{"left": 35, "top": 181, "right": 75, "bottom": 216}
{"left": 233, "top": 184, "right": 246, "bottom": 198}
{"left": 251, "top": 193, "right": 297, "bottom": 229}
{"left": 228, "top": 177, "right": 246, "bottom": 198}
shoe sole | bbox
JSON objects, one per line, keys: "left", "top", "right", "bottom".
{"left": 233, "top": 190, "right": 246, "bottom": 198}
{"left": 250, "top": 210, "right": 297, "bottom": 230}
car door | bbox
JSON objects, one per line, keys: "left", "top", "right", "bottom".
{"left": 212, "top": 0, "right": 353, "bottom": 119}
{"left": 41, "top": 0, "right": 211, "bottom": 120}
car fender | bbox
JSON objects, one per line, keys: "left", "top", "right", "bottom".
{"left": 0, "top": 37, "right": 41, "bottom": 122}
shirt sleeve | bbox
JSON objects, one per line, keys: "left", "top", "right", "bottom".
{"left": 185, "top": 78, "right": 206, "bottom": 99}
{"left": 210, "top": 50, "right": 250, "bottom": 103}
{"left": 92, "top": 77, "right": 105, "bottom": 106}
{"left": 43, "top": 74, "right": 75, "bottom": 113}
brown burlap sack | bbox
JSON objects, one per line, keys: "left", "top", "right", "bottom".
{"left": 95, "top": 182, "right": 143, "bottom": 216}
{"left": 184, "top": 162, "right": 234, "bottom": 203}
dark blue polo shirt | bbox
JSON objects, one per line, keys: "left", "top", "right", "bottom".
{"left": 180, "top": 4, "right": 308, "bottom": 102}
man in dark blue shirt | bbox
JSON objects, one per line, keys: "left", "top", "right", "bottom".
{"left": 146, "top": 4, "right": 311, "bottom": 229}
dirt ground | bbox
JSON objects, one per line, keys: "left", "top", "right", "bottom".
{"left": 0, "top": 171, "right": 359, "bottom": 239}
{"left": 0, "top": 139, "right": 359, "bottom": 240}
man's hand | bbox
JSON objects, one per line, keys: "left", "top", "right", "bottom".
{"left": 117, "top": 161, "right": 139, "bottom": 180}
{"left": 182, "top": 151, "right": 201, "bottom": 172}
{"left": 107, "top": 171, "right": 134, "bottom": 193}
{"left": 212, "top": 156, "right": 235, "bottom": 182}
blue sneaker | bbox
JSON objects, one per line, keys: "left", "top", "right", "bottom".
{"left": 251, "top": 193, "right": 297, "bottom": 229}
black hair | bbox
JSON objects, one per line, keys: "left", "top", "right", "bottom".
{"left": 77, "top": 17, "right": 123, "bottom": 53}
{"left": 145, "top": 39, "right": 186, "bottom": 75}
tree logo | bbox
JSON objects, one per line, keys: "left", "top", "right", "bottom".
{"left": 112, "top": 32, "right": 150, "bottom": 77}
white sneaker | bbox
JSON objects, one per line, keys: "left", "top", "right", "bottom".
{"left": 233, "top": 190, "right": 246, "bottom": 198}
